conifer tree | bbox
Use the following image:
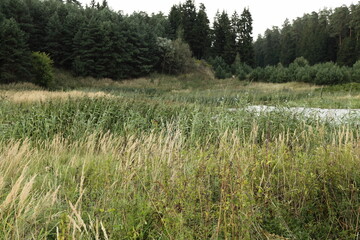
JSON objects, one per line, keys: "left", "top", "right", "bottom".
{"left": 238, "top": 8, "right": 254, "bottom": 66}
{"left": 213, "top": 11, "right": 236, "bottom": 65}
{"left": 280, "top": 19, "right": 296, "bottom": 66}
{"left": 181, "top": 0, "right": 197, "bottom": 56}
{"left": 0, "top": 18, "right": 31, "bottom": 83}
{"left": 167, "top": 5, "right": 182, "bottom": 40}
{"left": 193, "top": 3, "right": 210, "bottom": 59}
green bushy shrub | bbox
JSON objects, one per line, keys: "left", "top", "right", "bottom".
{"left": 30, "top": 52, "right": 54, "bottom": 88}
{"left": 352, "top": 60, "right": 360, "bottom": 83}
{"left": 249, "top": 57, "right": 356, "bottom": 85}
{"left": 157, "top": 38, "right": 194, "bottom": 75}
{"left": 208, "top": 56, "right": 232, "bottom": 79}
{"left": 269, "top": 64, "right": 289, "bottom": 83}
{"left": 231, "top": 54, "right": 253, "bottom": 80}
{"left": 314, "top": 62, "right": 350, "bottom": 85}
{"left": 249, "top": 67, "right": 265, "bottom": 81}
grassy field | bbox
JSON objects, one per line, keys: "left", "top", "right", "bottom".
{"left": 1, "top": 75, "right": 360, "bottom": 239}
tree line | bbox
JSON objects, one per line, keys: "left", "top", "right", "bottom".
{"left": 254, "top": 3, "right": 360, "bottom": 67}
{"left": 0, "top": 0, "right": 254, "bottom": 86}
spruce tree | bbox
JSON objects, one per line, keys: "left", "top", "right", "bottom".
{"left": 213, "top": 11, "right": 236, "bottom": 65}
{"left": 280, "top": 19, "right": 296, "bottom": 66}
{"left": 181, "top": 0, "right": 197, "bottom": 56}
{"left": 45, "top": 12, "right": 66, "bottom": 66}
{"left": 238, "top": 8, "right": 254, "bottom": 66}
{"left": 0, "top": 18, "right": 31, "bottom": 83}
{"left": 168, "top": 5, "right": 182, "bottom": 40}
{"left": 193, "top": 3, "right": 210, "bottom": 59}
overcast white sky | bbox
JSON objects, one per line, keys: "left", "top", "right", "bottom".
{"left": 79, "top": 0, "right": 357, "bottom": 37}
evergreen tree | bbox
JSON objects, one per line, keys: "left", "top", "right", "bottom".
{"left": 0, "top": 0, "right": 33, "bottom": 36}
{"left": 181, "top": 0, "right": 197, "bottom": 56}
{"left": 0, "top": 18, "right": 31, "bottom": 83}
{"left": 254, "top": 35, "right": 265, "bottom": 67}
{"left": 280, "top": 19, "right": 296, "bottom": 66}
{"left": 192, "top": 3, "right": 210, "bottom": 59}
{"left": 45, "top": 12, "right": 66, "bottom": 66}
{"left": 213, "top": 11, "right": 236, "bottom": 65}
{"left": 26, "top": 0, "right": 51, "bottom": 52}
{"left": 337, "top": 36, "right": 357, "bottom": 66}
{"left": 167, "top": 5, "right": 182, "bottom": 40}
{"left": 238, "top": 8, "right": 254, "bottom": 66}
{"left": 264, "top": 27, "right": 281, "bottom": 66}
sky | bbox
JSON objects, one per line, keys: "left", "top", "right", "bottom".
{"left": 79, "top": 0, "right": 357, "bottom": 37}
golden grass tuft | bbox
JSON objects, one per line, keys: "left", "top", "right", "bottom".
{"left": 0, "top": 90, "right": 114, "bottom": 103}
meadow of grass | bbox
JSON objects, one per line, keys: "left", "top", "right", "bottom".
{"left": 1, "top": 75, "right": 360, "bottom": 239}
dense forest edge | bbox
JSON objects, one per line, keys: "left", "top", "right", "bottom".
{"left": 0, "top": 0, "right": 360, "bottom": 88}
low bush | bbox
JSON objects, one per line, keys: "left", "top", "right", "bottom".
{"left": 352, "top": 60, "right": 360, "bottom": 83}
{"left": 30, "top": 52, "right": 54, "bottom": 88}
{"left": 250, "top": 57, "right": 355, "bottom": 85}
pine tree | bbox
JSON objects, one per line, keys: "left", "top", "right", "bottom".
{"left": 0, "top": 18, "right": 32, "bottom": 83}
{"left": 26, "top": 0, "right": 51, "bottom": 52}
{"left": 45, "top": 12, "right": 66, "bottom": 66}
{"left": 192, "top": 3, "right": 210, "bottom": 59}
{"left": 238, "top": 8, "right": 254, "bottom": 66}
{"left": 280, "top": 19, "right": 296, "bottom": 66}
{"left": 264, "top": 27, "right": 281, "bottom": 66}
{"left": 337, "top": 36, "right": 357, "bottom": 66}
{"left": 167, "top": 5, "right": 182, "bottom": 40}
{"left": 1, "top": 0, "right": 33, "bottom": 36}
{"left": 213, "top": 11, "right": 236, "bottom": 65}
{"left": 181, "top": 0, "right": 197, "bottom": 56}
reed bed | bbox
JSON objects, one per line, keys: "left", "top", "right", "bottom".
{"left": 0, "top": 127, "right": 359, "bottom": 239}
{"left": 1, "top": 81, "right": 360, "bottom": 239}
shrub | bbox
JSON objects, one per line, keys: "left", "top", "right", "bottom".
{"left": 352, "top": 60, "right": 360, "bottom": 83}
{"left": 208, "top": 56, "right": 232, "bottom": 79}
{"left": 249, "top": 67, "right": 265, "bottom": 81}
{"left": 30, "top": 52, "right": 54, "bottom": 88}
{"left": 287, "top": 57, "right": 310, "bottom": 82}
{"left": 292, "top": 56, "right": 309, "bottom": 68}
{"left": 314, "top": 62, "right": 350, "bottom": 85}
{"left": 156, "top": 37, "right": 194, "bottom": 75}
{"left": 269, "top": 63, "right": 289, "bottom": 83}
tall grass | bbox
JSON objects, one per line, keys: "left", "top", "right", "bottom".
{"left": 0, "top": 97, "right": 356, "bottom": 145}
{"left": 1, "top": 80, "right": 360, "bottom": 239}
{"left": 0, "top": 128, "right": 360, "bottom": 239}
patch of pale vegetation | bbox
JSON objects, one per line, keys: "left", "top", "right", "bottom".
{"left": 0, "top": 90, "right": 113, "bottom": 103}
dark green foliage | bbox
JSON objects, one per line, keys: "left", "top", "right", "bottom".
{"left": 254, "top": 2, "right": 360, "bottom": 67}
{"left": 0, "top": 18, "right": 31, "bottom": 83}
{"left": 280, "top": 19, "right": 296, "bottom": 66}
{"left": 352, "top": 60, "right": 360, "bottom": 82}
{"left": 167, "top": 5, "right": 182, "bottom": 40}
{"left": 250, "top": 57, "right": 355, "bottom": 85}
{"left": 208, "top": 56, "right": 232, "bottom": 79}
{"left": 264, "top": 27, "right": 281, "bottom": 66}
{"left": 0, "top": 0, "right": 33, "bottom": 37}
{"left": 192, "top": 3, "right": 210, "bottom": 59}
{"left": 0, "top": 0, "right": 255, "bottom": 82}
{"left": 337, "top": 37, "right": 357, "bottom": 66}
{"left": 232, "top": 54, "right": 252, "bottom": 80}
{"left": 166, "top": 1, "right": 211, "bottom": 60}
{"left": 212, "top": 11, "right": 236, "bottom": 65}
{"left": 30, "top": 51, "right": 54, "bottom": 88}
{"left": 238, "top": 8, "right": 254, "bottom": 67}
{"left": 314, "top": 62, "right": 351, "bottom": 85}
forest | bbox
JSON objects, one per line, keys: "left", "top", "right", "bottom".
{"left": 1, "top": 0, "right": 360, "bottom": 87}
{"left": 0, "top": 0, "right": 253, "bottom": 87}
